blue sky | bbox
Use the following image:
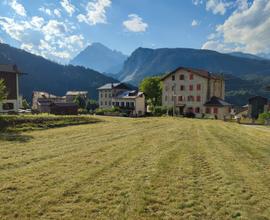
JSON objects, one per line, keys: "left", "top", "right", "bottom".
{"left": 0, "top": 0, "right": 269, "bottom": 63}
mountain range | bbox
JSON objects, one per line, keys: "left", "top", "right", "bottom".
{"left": 1, "top": 42, "right": 270, "bottom": 106}
{"left": 0, "top": 43, "right": 117, "bottom": 102}
{"left": 70, "top": 43, "right": 128, "bottom": 74}
{"left": 118, "top": 47, "right": 270, "bottom": 85}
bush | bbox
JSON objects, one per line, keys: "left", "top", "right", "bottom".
{"left": 95, "top": 107, "right": 120, "bottom": 115}
{"left": 258, "top": 112, "right": 270, "bottom": 124}
{"left": 78, "top": 108, "right": 88, "bottom": 115}
{"left": 152, "top": 106, "right": 173, "bottom": 116}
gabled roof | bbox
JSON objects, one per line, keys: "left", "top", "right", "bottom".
{"left": 66, "top": 91, "right": 88, "bottom": 96}
{"left": 0, "top": 64, "right": 22, "bottom": 74}
{"left": 161, "top": 66, "right": 223, "bottom": 81}
{"left": 204, "top": 96, "right": 231, "bottom": 107}
{"left": 114, "top": 90, "right": 144, "bottom": 99}
{"left": 98, "top": 83, "right": 129, "bottom": 90}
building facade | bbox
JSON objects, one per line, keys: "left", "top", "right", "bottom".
{"left": 112, "top": 91, "right": 146, "bottom": 116}
{"left": 161, "top": 67, "right": 231, "bottom": 119}
{"left": 0, "top": 65, "right": 22, "bottom": 113}
{"left": 98, "top": 83, "right": 130, "bottom": 109}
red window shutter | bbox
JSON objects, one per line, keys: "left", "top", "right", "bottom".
{"left": 189, "top": 85, "right": 193, "bottom": 91}
{"left": 197, "top": 84, "right": 201, "bottom": 90}
{"left": 190, "top": 74, "right": 194, "bottom": 80}
{"left": 214, "top": 108, "right": 218, "bottom": 114}
{"left": 197, "top": 96, "right": 201, "bottom": 102}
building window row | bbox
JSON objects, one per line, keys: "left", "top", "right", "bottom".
{"left": 165, "top": 84, "right": 201, "bottom": 91}
{"left": 171, "top": 74, "right": 194, "bottom": 81}
{"left": 165, "top": 96, "right": 202, "bottom": 102}
{"left": 112, "top": 102, "right": 135, "bottom": 108}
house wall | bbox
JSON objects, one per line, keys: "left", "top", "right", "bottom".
{"left": 135, "top": 95, "right": 146, "bottom": 116}
{"left": 99, "top": 88, "right": 128, "bottom": 109}
{"left": 0, "top": 73, "right": 21, "bottom": 113}
{"left": 205, "top": 106, "right": 231, "bottom": 119}
{"left": 162, "top": 69, "right": 209, "bottom": 114}
{"left": 162, "top": 69, "right": 225, "bottom": 116}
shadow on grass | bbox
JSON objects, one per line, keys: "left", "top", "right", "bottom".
{"left": 0, "top": 130, "right": 33, "bottom": 143}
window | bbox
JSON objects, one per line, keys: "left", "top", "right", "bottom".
{"left": 180, "top": 85, "right": 185, "bottom": 91}
{"left": 112, "top": 102, "right": 115, "bottom": 106}
{"left": 206, "top": 108, "right": 211, "bottom": 114}
{"left": 116, "top": 102, "right": 119, "bottom": 106}
{"left": 105, "top": 101, "right": 107, "bottom": 105}
{"left": 190, "top": 74, "right": 194, "bottom": 80}
{"left": 131, "top": 102, "right": 135, "bottom": 108}
{"left": 2, "top": 103, "right": 14, "bottom": 110}
{"left": 109, "top": 101, "right": 111, "bottom": 106}
{"left": 214, "top": 108, "right": 219, "bottom": 114}
{"left": 196, "top": 96, "right": 201, "bottom": 102}
{"left": 180, "top": 74, "right": 185, "bottom": 80}
{"left": 100, "top": 93, "right": 103, "bottom": 98}
{"left": 188, "top": 96, "right": 194, "bottom": 102}
{"left": 195, "top": 107, "right": 200, "bottom": 113}
{"left": 178, "top": 96, "right": 183, "bottom": 102}
{"left": 121, "top": 102, "right": 125, "bottom": 107}
{"left": 165, "top": 85, "right": 169, "bottom": 91}
{"left": 197, "top": 84, "right": 201, "bottom": 91}
{"left": 105, "top": 93, "right": 107, "bottom": 98}
{"left": 100, "top": 101, "right": 103, "bottom": 106}
{"left": 126, "top": 102, "right": 130, "bottom": 107}
{"left": 189, "top": 85, "right": 193, "bottom": 91}
{"left": 172, "top": 75, "right": 175, "bottom": 81}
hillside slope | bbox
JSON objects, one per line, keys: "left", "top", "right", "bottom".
{"left": 0, "top": 43, "right": 118, "bottom": 101}
{"left": 119, "top": 48, "right": 270, "bottom": 85}
{"left": 70, "top": 43, "right": 128, "bottom": 74}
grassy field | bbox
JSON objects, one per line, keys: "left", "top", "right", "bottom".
{"left": 0, "top": 117, "right": 270, "bottom": 219}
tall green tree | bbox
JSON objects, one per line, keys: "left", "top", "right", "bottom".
{"left": 139, "top": 76, "right": 162, "bottom": 106}
{"left": 0, "top": 79, "right": 7, "bottom": 102}
{"left": 74, "top": 95, "right": 86, "bottom": 109}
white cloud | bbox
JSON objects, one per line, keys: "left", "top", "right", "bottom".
{"left": 9, "top": 0, "right": 26, "bottom": 17}
{"left": 21, "top": 43, "right": 34, "bottom": 51}
{"left": 191, "top": 19, "right": 199, "bottom": 27}
{"left": 39, "top": 7, "right": 52, "bottom": 16}
{"left": 206, "top": 0, "right": 231, "bottom": 15}
{"left": 54, "top": 9, "right": 61, "bottom": 18}
{"left": 0, "top": 17, "right": 31, "bottom": 41}
{"left": 30, "top": 16, "right": 45, "bottom": 29}
{"left": 42, "top": 20, "right": 67, "bottom": 41}
{"left": 192, "top": 0, "right": 203, "bottom": 6}
{"left": 123, "top": 14, "right": 148, "bottom": 33}
{"left": 202, "top": 0, "right": 270, "bottom": 55}
{"left": 60, "top": 0, "right": 75, "bottom": 16}
{"left": 77, "top": 0, "right": 111, "bottom": 25}
{"left": 0, "top": 37, "right": 4, "bottom": 43}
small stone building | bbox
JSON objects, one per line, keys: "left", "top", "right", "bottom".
{"left": 0, "top": 64, "right": 22, "bottom": 113}
{"left": 248, "top": 96, "right": 268, "bottom": 119}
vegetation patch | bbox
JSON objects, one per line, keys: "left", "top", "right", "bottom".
{"left": 0, "top": 114, "right": 101, "bottom": 132}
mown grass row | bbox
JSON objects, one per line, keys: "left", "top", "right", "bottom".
{"left": 0, "top": 114, "right": 101, "bottom": 132}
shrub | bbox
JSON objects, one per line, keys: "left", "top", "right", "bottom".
{"left": 258, "top": 112, "right": 270, "bottom": 124}
{"left": 78, "top": 108, "right": 88, "bottom": 115}
{"left": 152, "top": 106, "right": 173, "bottom": 116}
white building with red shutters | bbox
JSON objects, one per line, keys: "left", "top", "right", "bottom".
{"left": 161, "top": 67, "right": 231, "bottom": 119}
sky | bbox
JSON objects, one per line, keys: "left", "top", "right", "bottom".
{"left": 0, "top": 0, "right": 269, "bottom": 64}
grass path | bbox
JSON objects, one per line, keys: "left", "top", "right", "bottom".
{"left": 0, "top": 117, "right": 270, "bottom": 219}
